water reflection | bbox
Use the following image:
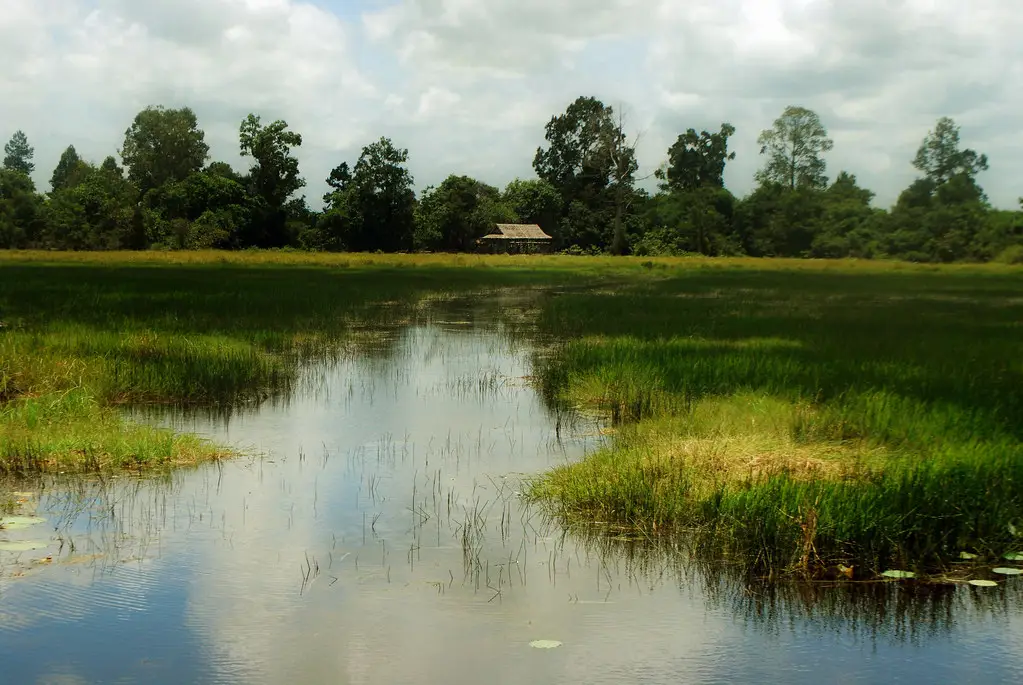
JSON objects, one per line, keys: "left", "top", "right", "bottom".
{"left": 2, "top": 306, "right": 1023, "bottom": 684}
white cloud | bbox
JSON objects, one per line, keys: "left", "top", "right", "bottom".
{"left": 0, "top": 0, "right": 1020, "bottom": 208}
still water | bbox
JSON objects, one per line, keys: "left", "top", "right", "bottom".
{"left": 2, "top": 307, "right": 1022, "bottom": 684}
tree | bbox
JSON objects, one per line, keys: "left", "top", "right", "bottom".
{"left": 656, "top": 123, "right": 736, "bottom": 192}
{"left": 51, "top": 145, "right": 83, "bottom": 192}
{"left": 755, "top": 106, "right": 833, "bottom": 190}
{"left": 533, "top": 96, "right": 646, "bottom": 253}
{"left": 100, "top": 156, "right": 124, "bottom": 178}
{"left": 640, "top": 187, "right": 739, "bottom": 256}
{"left": 415, "top": 175, "right": 516, "bottom": 252}
{"left": 534, "top": 96, "right": 619, "bottom": 250}
{"left": 320, "top": 138, "right": 416, "bottom": 252}
{"left": 600, "top": 107, "right": 640, "bottom": 255}
{"left": 502, "top": 179, "right": 561, "bottom": 240}
{"left": 0, "top": 169, "right": 43, "bottom": 248}
{"left": 3, "top": 130, "right": 35, "bottom": 176}
{"left": 534, "top": 97, "right": 614, "bottom": 202}
{"left": 120, "top": 106, "right": 210, "bottom": 194}
{"left": 238, "top": 114, "right": 305, "bottom": 247}
{"left": 42, "top": 163, "right": 141, "bottom": 250}
{"left": 913, "top": 117, "right": 988, "bottom": 187}
{"left": 143, "top": 168, "right": 252, "bottom": 248}
{"left": 809, "top": 172, "right": 883, "bottom": 258}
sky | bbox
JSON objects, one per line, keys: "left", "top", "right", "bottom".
{"left": 1, "top": 0, "right": 1020, "bottom": 210}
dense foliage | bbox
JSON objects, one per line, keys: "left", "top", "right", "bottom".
{"left": 2, "top": 101, "right": 1021, "bottom": 262}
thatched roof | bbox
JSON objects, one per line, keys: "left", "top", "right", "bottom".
{"left": 482, "top": 224, "right": 553, "bottom": 240}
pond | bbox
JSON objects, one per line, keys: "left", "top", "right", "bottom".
{"left": 2, "top": 301, "right": 1022, "bottom": 684}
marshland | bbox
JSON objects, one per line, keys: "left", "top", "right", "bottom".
{"left": 2, "top": 250, "right": 1023, "bottom": 682}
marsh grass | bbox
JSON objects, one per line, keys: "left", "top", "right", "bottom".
{"left": 1, "top": 390, "right": 226, "bottom": 474}
{"left": 0, "top": 250, "right": 603, "bottom": 472}
{"left": 527, "top": 265, "right": 1023, "bottom": 574}
{"left": 4, "top": 250, "right": 1023, "bottom": 574}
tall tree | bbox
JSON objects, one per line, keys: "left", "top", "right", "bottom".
{"left": 120, "top": 106, "right": 210, "bottom": 194}
{"left": 238, "top": 114, "right": 305, "bottom": 247}
{"left": 533, "top": 96, "right": 614, "bottom": 203}
{"left": 755, "top": 106, "right": 833, "bottom": 190}
{"left": 600, "top": 108, "right": 640, "bottom": 255}
{"left": 3, "top": 130, "right": 35, "bottom": 176}
{"left": 320, "top": 138, "right": 415, "bottom": 252}
{"left": 913, "top": 116, "right": 988, "bottom": 187}
{"left": 50, "top": 145, "right": 83, "bottom": 192}
{"left": 656, "top": 123, "right": 736, "bottom": 192}
{"left": 534, "top": 96, "right": 641, "bottom": 251}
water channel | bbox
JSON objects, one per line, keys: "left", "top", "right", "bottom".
{"left": 2, "top": 298, "right": 1022, "bottom": 683}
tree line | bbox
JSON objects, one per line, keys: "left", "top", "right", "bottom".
{"left": 1, "top": 98, "right": 1021, "bottom": 263}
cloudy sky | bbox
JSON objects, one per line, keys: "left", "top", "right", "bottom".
{"left": 2, "top": 0, "right": 1020, "bottom": 209}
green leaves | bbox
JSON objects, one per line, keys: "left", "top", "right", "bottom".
{"left": 318, "top": 138, "right": 415, "bottom": 253}
{"left": 0, "top": 168, "right": 44, "bottom": 249}
{"left": 913, "top": 117, "right": 988, "bottom": 187}
{"left": 239, "top": 114, "right": 305, "bottom": 208}
{"left": 657, "top": 123, "right": 736, "bottom": 193}
{"left": 415, "top": 175, "right": 514, "bottom": 252}
{"left": 120, "top": 106, "right": 210, "bottom": 194}
{"left": 3, "top": 130, "right": 35, "bottom": 176}
{"left": 238, "top": 114, "right": 306, "bottom": 248}
{"left": 755, "top": 106, "right": 833, "bottom": 191}
{"left": 50, "top": 145, "right": 83, "bottom": 192}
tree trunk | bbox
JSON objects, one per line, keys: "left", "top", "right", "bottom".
{"left": 611, "top": 187, "right": 626, "bottom": 255}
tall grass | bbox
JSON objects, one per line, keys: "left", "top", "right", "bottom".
{"left": 527, "top": 265, "right": 1023, "bottom": 574}
{"left": 4, "top": 249, "right": 1023, "bottom": 573}
{"left": 0, "top": 251, "right": 600, "bottom": 472}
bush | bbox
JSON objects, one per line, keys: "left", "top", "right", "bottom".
{"left": 994, "top": 244, "right": 1023, "bottom": 265}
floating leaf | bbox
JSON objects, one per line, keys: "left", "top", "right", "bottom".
{"left": 0, "top": 540, "right": 49, "bottom": 552}
{"left": 1004, "top": 553, "right": 1023, "bottom": 562}
{"left": 959, "top": 552, "right": 978, "bottom": 560}
{"left": 529, "top": 640, "right": 563, "bottom": 649}
{"left": 992, "top": 567, "right": 1023, "bottom": 576}
{"left": 968, "top": 580, "right": 998, "bottom": 587}
{"left": 881, "top": 570, "right": 915, "bottom": 579}
{"left": 0, "top": 517, "right": 47, "bottom": 531}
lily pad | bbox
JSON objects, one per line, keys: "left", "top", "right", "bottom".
{"left": 959, "top": 552, "right": 978, "bottom": 560}
{"left": 968, "top": 580, "right": 999, "bottom": 587}
{"left": 529, "top": 640, "right": 563, "bottom": 649}
{"left": 0, "top": 517, "right": 47, "bottom": 531}
{"left": 881, "top": 570, "right": 916, "bottom": 579}
{"left": 992, "top": 567, "right": 1023, "bottom": 576}
{"left": 1003, "top": 553, "right": 1023, "bottom": 562}
{"left": 0, "top": 540, "right": 49, "bottom": 552}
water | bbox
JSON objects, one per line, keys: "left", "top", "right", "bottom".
{"left": 2, "top": 313, "right": 1023, "bottom": 684}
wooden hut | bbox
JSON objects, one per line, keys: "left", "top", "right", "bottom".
{"left": 477, "top": 224, "right": 554, "bottom": 254}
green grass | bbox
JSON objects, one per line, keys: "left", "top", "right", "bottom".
{"left": 0, "top": 250, "right": 605, "bottom": 472}
{"left": 3, "top": 250, "right": 1023, "bottom": 577}
{"left": 526, "top": 265, "right": 1023, "bottom": 575}
{"left": 1, "top": 389, "right": 227, "bottom": 473}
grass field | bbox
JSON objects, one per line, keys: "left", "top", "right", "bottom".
{"left": 2, "top": 250, "right": 1022, "bottom": 575}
